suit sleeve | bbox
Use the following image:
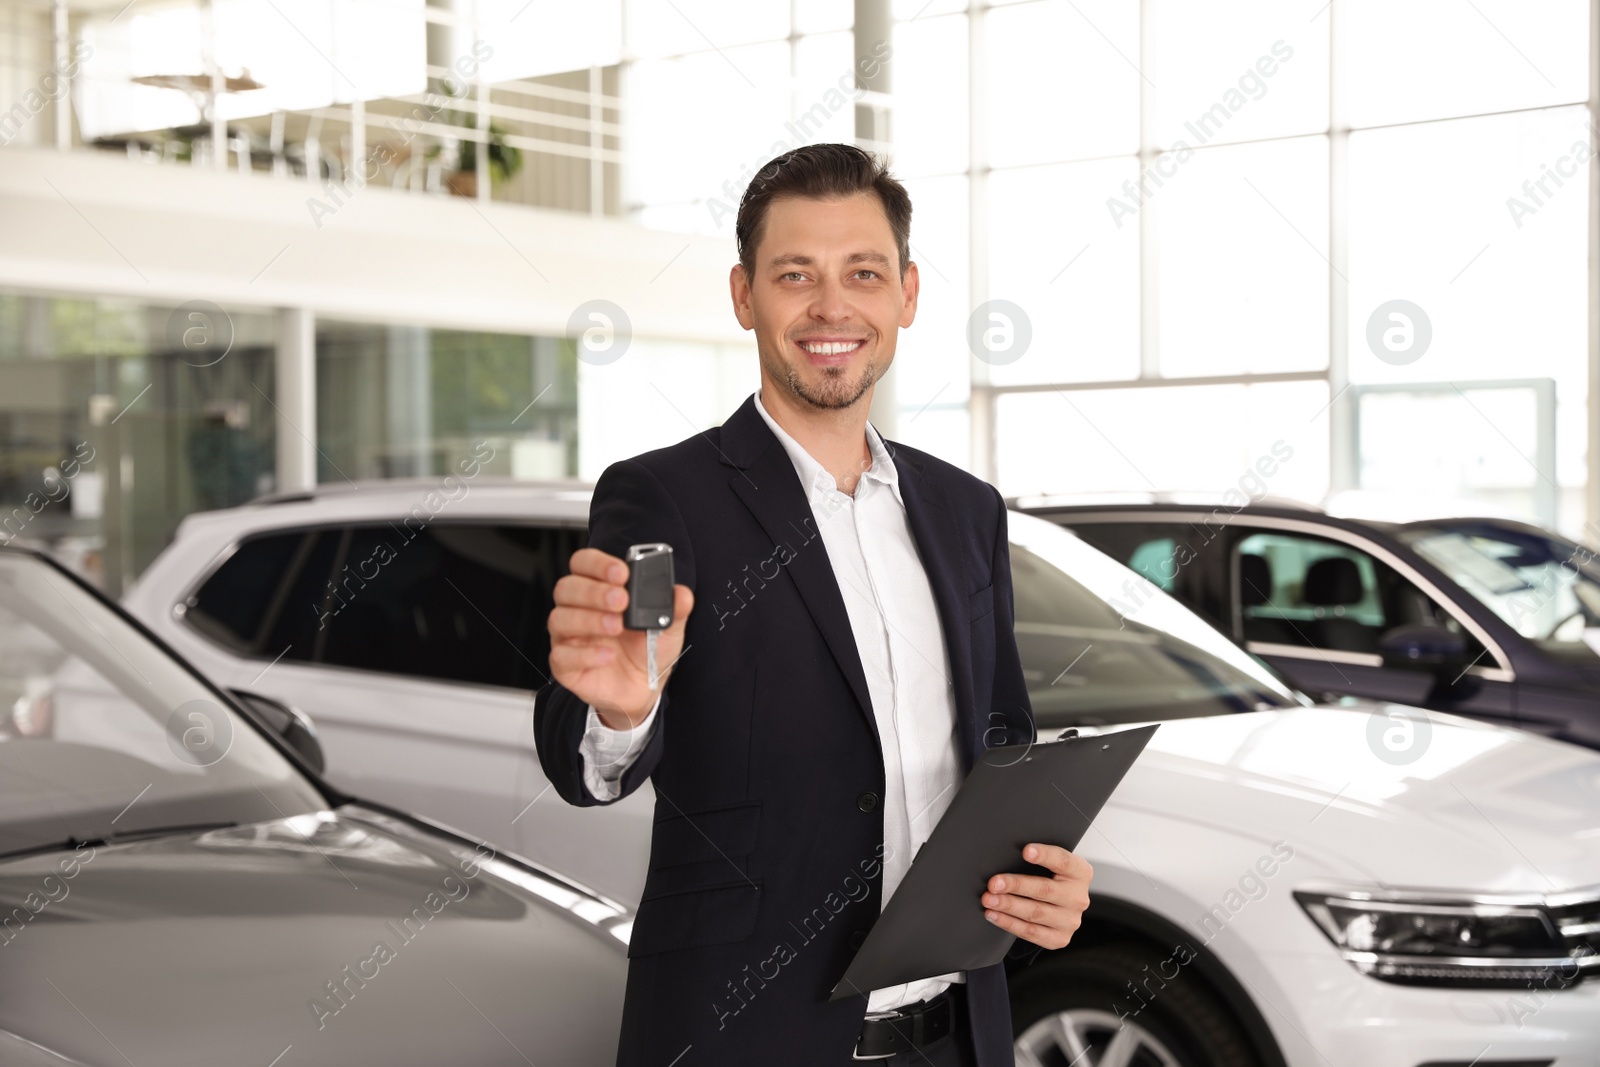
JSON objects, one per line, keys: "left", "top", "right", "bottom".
{"left": 533, "top": 457, "right": 696, "bottom": 807}
{"left": 988, "top": 484, "right": 1036, "bottom": 748}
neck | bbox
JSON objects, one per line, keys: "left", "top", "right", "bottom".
{"left": 758, "top": 375, "right": 875, "bottom": 495}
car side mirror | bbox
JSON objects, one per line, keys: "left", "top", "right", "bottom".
{"left": 1378, "top": 623, "right": 1468, "bottom": 677}
{"left": 228, "top": 688, "right": 325, "bottom": 775}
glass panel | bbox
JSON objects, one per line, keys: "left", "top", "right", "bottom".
{"left": 1398, "top": 521, "right": 1600, "bottom": 664}
{"left": 628, "top": 41, "right": 793, "bottom": 234}
{"left": 793, "top": 31, "right": 859, "bottom": 149}
{"left": 1355, "top": 387, "right": 1552, "bottom": 527}
{"left": 316, "top": 523, "right": 584, "bottom": 689}
{"left": 890, "top": 13, "right": 967, "bottom": 177}
{"left": 475, "top": 0, "right": 622, "bottom": 82}
{"left": 1148, "top": 0, "right": 1328, "bottom": 149}
{"left": 576, "top": 339, "right": 756, "bottom": 480}
{"left": 0, "top": 291, "right": 276, "bottom": 594}
{"left": 624, "top": 0, "right": 789, "bottom": 59}
{"left": 984, "top": 0, "right": 1140, "bottom": 167}
{"left": 986, "top": 158, "right": 1141, "bottom": 385}
{"left": 1156, "top": 136, "right": 1329, "bottom": 377}
{"left": 796, "top": 0, "right": 853, "bottom": 35}
{"left": 898, "top": 173, "right": 970, "bottom": 411}
{"left": 995, "top": 380, "right": 1331, "bottom": 502}
{"left": 315, "top": 320, "right": 578, "bottom": 484}
{"left": 1339, "top": 0, "right": 1590, "bottom": 128}
{"left": 1347, "top": 107, "right": 1589, "bottom": 533}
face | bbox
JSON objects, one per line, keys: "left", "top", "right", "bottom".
{"left": 731, "top": 192, "right": 918, "bottom": 413}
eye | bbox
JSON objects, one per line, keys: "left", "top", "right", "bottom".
{"left": 781, "top": 271, "right": 805, "bottom": 281}
{"left": 855, "top": 269, "right": 879, "bottom": 280}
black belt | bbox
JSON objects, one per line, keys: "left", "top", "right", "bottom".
{"left": 852, "top": 985, "right": 959, "bottom": 1060}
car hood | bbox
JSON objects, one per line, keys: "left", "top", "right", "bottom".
{"left": 0, "top": 805, "right": 627, "bottom": 1067}
{"left": 1110, "top": 705, "right": 1600, "bottom": 894}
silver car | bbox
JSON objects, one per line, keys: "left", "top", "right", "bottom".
{"left": 0, "top": 546, "right": 627, "bottom": 1066}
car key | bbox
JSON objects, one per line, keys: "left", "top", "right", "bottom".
{"left": 624, "top": 543, "right": 675, "bottom": 690}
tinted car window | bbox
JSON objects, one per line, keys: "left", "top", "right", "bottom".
{"left": 187, "top": 530, "right": 339, "bottom": 664}
{"left": 315, "top": 523, "right": 585, "bottom": 689}
{"left": 1007, "top": 512, "right": 1298, "bottom": 729}
{"left": 1234, "top": 531, "right": 1482, "bottom": 658}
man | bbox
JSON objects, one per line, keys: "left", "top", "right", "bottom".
{"left": 534, "top": 143, "right": 1092, "bottom": 1067}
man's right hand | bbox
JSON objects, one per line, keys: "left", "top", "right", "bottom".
{"left": 548, "top": 547, "right": 694, "bottom": 730}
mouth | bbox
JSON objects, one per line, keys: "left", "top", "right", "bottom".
{"left": 794, "top": 338, "right": 867, "bottom": 366}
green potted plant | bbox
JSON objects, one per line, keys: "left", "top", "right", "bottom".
{"left": 426, "top": 89, "right": 523, "bottom": 197}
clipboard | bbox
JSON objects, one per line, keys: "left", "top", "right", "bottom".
{"left": 829, "top": 723, "right": 1159, "bottom": 1001}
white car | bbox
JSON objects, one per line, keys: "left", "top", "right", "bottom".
{"left": 124, "top": 478, "right": 1600, "bottom": 1066}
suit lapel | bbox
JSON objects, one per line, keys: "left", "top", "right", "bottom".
{"left": 722, "top": 397, "right": 881, "bottom": 758}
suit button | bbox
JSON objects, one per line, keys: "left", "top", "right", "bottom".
{"left": 857, "top": 791, "right": 878, "bottom": 813}
{"left": 849, "top": 930, "right": 868, "bottom": 950}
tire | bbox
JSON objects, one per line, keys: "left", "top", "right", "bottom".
{"left": 1009, "top": 943, "right": 1263, "bottom": 1067}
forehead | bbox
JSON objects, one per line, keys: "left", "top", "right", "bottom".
{"left": 758, "top": 193, "right": 896, "bottom": 258}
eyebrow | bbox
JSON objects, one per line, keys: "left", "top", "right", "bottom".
{"left": 767, "top": 252, "right": 892, "bottom": 270}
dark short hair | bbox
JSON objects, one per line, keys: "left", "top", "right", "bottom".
{"left": 735, "top": 143, "right": 912, "bottom": 282}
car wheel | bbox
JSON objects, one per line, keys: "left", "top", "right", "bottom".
{"left": 1009, "top": 944, "right": 1262, "bottom": 1067}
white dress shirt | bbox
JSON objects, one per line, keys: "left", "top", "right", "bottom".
{"left": 578, "top": 389, "right": 966, "bottom": 1010}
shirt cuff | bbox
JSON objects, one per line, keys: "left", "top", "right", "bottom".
{"left": 578, "top": 694, "right": 662, "bottom": 801}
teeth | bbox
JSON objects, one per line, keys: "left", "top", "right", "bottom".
{"left": 800, "top": 341, "right": 862, "bottom": 355}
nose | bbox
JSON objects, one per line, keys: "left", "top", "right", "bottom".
{"left": 809, "top": 273, "right": 852, "bottom": 324}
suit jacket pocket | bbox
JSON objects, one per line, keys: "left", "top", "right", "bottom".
{"left": 968, "top": 583, "right": 995, "bottom": 621}
{"left": 649, "top": 801, "right": 761, "bottom": 869}
{"left": 627, "top": 878, "right": 762, "bottom": 958}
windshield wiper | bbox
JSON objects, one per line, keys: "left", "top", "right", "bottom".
{"left": 0, "top": 822, "right": 239, "bottom": 864}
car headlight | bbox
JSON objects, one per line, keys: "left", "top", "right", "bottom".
{"left": 1295, "top": 889, "right": 1598, "bottom": 988}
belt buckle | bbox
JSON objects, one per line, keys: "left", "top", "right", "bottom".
{"left": 852, "top": 1007, "right": 918, "bottom": 1061}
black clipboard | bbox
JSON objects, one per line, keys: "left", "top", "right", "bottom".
{"left": 829, "top": 724, "right": 1159, "bottom": 1001}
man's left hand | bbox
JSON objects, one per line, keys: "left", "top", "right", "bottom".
{"left": 981, "top": 843, "right": 1092, "bottom": 951}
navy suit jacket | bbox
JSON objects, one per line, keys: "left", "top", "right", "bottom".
{"left": 534, "top": 393, "right": 1036, "bottom": 1067}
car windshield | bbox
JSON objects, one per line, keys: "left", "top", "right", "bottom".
{"left": 1398, "top": 521, "right": 1600, "bottom": 663}
{"left": 0, "top": 551, "right": 325, "bottom": 860}
{"left": 1007, "top": 512, "right": 1300, "bottom": 729}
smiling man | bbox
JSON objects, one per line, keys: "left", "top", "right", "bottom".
{"left": 534, "top": 143, "right": 1092, "bottom": 1067}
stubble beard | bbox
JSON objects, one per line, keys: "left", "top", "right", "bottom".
{"left": 763, "top": 343, "right": 882, "bottom": 412}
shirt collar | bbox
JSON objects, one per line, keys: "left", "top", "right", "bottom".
{"left": 752, "top": 389, "right": 902, "bottom": 508}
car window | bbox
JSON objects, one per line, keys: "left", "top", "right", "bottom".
{"left": 315, "top": 523, "right": 586, "bottom": 689}
{"left": 1126, "top": 537, "right": 1179, "bottom": 593}
{"left": 0, "top": 553, "right": 323, "bottom": 859}
{"left": 1006, "top": 512, "right": 1298, "bottom": 730}
{"left": 1232, "top": 530, "right": 1483, "bottom": 659}
{"left": 1399, "top": 522, "right": 1600, "bottom": 664}
{"left": 185, "top": 529, "right": 339, "bottom": 665}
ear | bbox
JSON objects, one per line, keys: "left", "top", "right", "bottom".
{"left": 730, "top": 264, "right": 756, "bottom": 330}
{"left": 898, "top": 260, "right": 920, "bottom": 329}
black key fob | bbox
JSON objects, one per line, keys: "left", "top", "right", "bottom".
{"left": 624, "top": 544, "right": 675, "bottom": 631}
